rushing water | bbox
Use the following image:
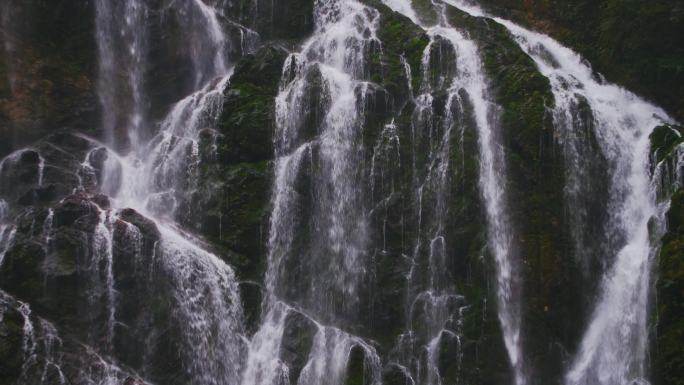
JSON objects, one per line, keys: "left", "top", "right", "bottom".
{"left": 93, "top": 1, "right": 252, "bottom": 383}
{"left": 376, "top": 1, "right": 525, "bottom": 383}
{"left": 242, "top": 0, "right": 386, "bottom": 382}
{"left": 95, "top": 0, "right": 148, "bottom": 150}
{"left": 431, "top": 0, "right": 673, "bottom": 384}
{"left": 0, "top": 0, "right": 680, "bottom": 384}
{"left": 501, "top": 24, "right": 670, "bottom": 385}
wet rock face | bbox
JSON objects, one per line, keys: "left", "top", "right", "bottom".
{"left": 0, "top": 190, "right": 199, "bottom": 385}
{"left": 0, "top": 192, "right": 160, "bottom": 340}
{"left": 0, "top": 290, "right": 150, "bottom": 385}
{"left": 0, "top": 131, "right": 171, "bottom": 383}
{"left": 0, "top": 132, "right": 111, "bottom": 209}
{"left": 651, "top": 124, "right": 684, "bottom": 385}
{"left": 187, "top": 45, "right": 289, "bottom": 283}
{"left": 655, "top": 189, "right": 684, "bottom": 385}
{"left": 224, "top": 0, "right": 314, "bottom": 41}
{"left": 280, "top": 310, "right": 318, "bottom": 384}
{"left": 1, "top": 0, "right": 682, "bottom": 384}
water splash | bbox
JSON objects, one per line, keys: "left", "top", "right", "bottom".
{"left": 109, "top": 73, "right": 233, "bottom": 220}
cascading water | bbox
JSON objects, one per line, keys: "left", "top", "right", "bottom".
{"left": 91, "top": 0, "right": 254, "bottom": 383}
{"left": 497, "top": 24, "right": 671, "bottom": 385}
{"left": 242, "top": 0, "right": 386, "bottom": 383}
{"left": 376, "top": 1, "right": 525, "bottom": 383}
{"left": 1, "top": 0, "right": 681, "bottom": 384}
{"left": 425, "top": 0, "right": 674, "bottom": 383}
{"left": 95, "top": 0, "right": 148, "bottom": 150}
{"left": 0, "top": 198, "right": 16, "bottom": 265}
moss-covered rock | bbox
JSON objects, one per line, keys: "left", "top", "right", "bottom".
{"left": 447, "top": 6, "right": 587, "bottom": 383}
{"left": 655, "top": 189, "right": 684, "bottom": 385}
{"left": 218, "top": 46, "right": 288, "bottom": 163}
{"left": 365, "top": 0, "right": 430, "bottom": 102}
{"left": 651, "top": 124, "right": 684, "bottom": 385}
{"left": 476, "top": 0, "right": 684, "bottom": 121}
{"left": 183, "top": 46, "right": 288, "bottom": 293}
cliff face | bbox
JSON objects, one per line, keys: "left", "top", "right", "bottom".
{"left": 0, "top": 1, "right": 682, "bottom": 385}
{"left": 0, "top": 0, "right": 97, "bottom": 156}
{"left": 476, "top": 0, "right": 684, "bottom": 121}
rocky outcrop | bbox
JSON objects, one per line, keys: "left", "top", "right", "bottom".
{"left": 0, "top": 290, "right": 149, "bottom": 385}
{"left": 190, "top": 46, "right": 289, "bottom": 283}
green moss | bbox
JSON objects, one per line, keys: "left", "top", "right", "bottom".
{"left": 192, "top": 46, "right": 288, "bottom": 283}
{"left": 476, "top": 0, "right": 684, "bottom": 121}
{"left": 218, "top": 46, "right": 287, "bottom": 164}
{"left": 364, "top": 0, "right": 430, "bottom": 99}
{"left": 447, "top": 6, "right": 587, "bottom": 381}
{"left": 655, "top": 189, "right": 684, "bottom": 385}
{"left": 201, "top": 161, "right": 271, "bottom": 280}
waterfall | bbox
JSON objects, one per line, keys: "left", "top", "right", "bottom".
{"left": 437, "top": 0, "right": 674, "bottom": 383}
{"left": 108, "top": 73, "right": 233, "bottom": 219}
{"left": 242, "top": 0, "right": 385, "bottom": 383}
{"left": 266, "top": 0, "right": 379, "bottom": 316}
{"left": 267, "top": 0, "right": 379, "bottom": 331}
{"left": 377, "top": 0, "right": 525, "bottom": 383}
{"left": 1, "top": 0, "right": 681, "bottom": 384}
{"left": 93, "top": 0, "right": 252, "bottom": 382}
{"left": 95, "top": 0, "right": 148, "bottom": 150}
{"left": 502, "top": 25, "right": 670, "bottom": 385}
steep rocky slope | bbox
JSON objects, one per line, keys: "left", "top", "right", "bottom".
{"left": 0, "top": 0, "right": 682, "bottom": 385}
